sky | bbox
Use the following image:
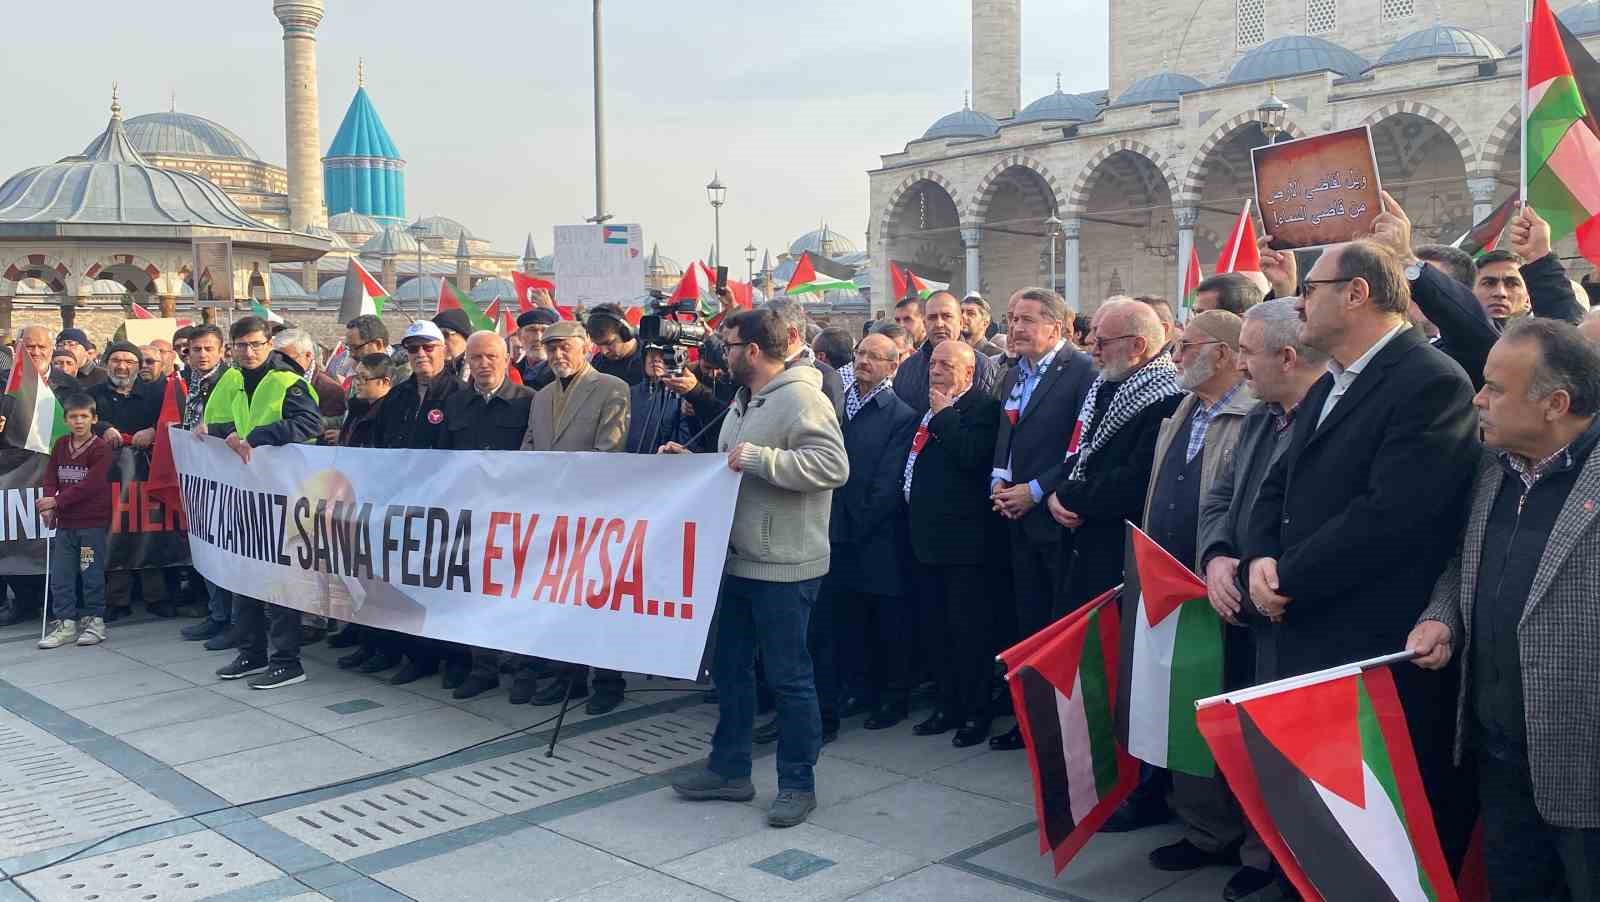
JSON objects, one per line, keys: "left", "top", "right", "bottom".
{"left": 1, "top": 0, "right": 1107, "bottom": 269}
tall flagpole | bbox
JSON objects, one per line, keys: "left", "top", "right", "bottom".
{"left": 1521, "top": 0, "right": 1532, "bottom": 207}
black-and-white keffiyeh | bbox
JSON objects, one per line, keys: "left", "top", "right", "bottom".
{"left": 844, "top": 376, "right": 890, "bottom": 421}
{"left": 1065, "top": 353, "right": 1183, "bottom": 481}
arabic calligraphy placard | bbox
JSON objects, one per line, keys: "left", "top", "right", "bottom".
{"left": 1252, "top": 126, "right": 1383, "bottom": 251}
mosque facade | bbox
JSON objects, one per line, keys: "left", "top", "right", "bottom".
{"left": 869, "top": 0, "right": 1600, "bottom": 314}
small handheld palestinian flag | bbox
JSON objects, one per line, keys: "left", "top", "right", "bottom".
{"left": 1117, "top": 523, "right": 1222, "bottom": 777}
{"left": 1526, "top": 0, "right": 1600, "bottom": 265}
{"left": 248, "top": 300, "right": 285, "bottom": 325}
{"left": 1179, "top": 245, "right": 1203, "bottom": 319}
{"left": 1216, "top": 201, "right": 1270, "bottom": 295}
{"left": 1450, "top": 191, "right": 1519, "bottom": 258}
{"left": 437, "top": 281, "right": 498, "bottom": 333}
{"left": 784, "top": 252, "right": 858, "bottom": 296}
{"left": 3, "top": 355, "right": 68, "bottom": 455}
{"left": 1001, "top": 591, "right": 1138, "bottom": 874}
{"left": 891, "top": 262, "right": 949, "bottom": 300}
{"left": 337, "top": 257, "right": 389, "bottom": 322}
{"left": 1196, "top": 653, "right": 1460, "bottom": 902}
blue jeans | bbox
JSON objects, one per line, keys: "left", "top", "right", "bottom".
{"left": 709, "top": 575, "right": 822, "bottom": 792}
{"left": 48, "top": 527, "right": 107, "bottom": 621}
{"left": 206, "top": 579, "right": 232, "bottom": 625}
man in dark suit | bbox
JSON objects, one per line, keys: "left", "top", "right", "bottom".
{"left": 1245, "top": 239, "right": 1480, "bottom": 864}
{"left": 906, "top": 340, "right": 1003, "bottom": 748}
{"left": 894, "top": 292, "right": 999, "bottom": 416}
{"left": 1410, "top": 319, "right": 1600, "bottom": 902}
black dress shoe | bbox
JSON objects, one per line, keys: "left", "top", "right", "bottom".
{"left": 1223, "top": 866, "right": 1278, "bottom": 901}
{"left": 864, "top": 705, "right": 906, "bottom": 731}
{"left": 913, "top": 711, "right": 955, "bottom": 736}
{"left": 104, "top": 606, "right": 128, "bottom": 623}
{"left": 442, "top": 660, "right": 470, "bottom": 690}
{"left": 508, "top": 677, "right": 539, "bottom": 705}
{"left": 530, "top": 679, "right": 587, "bottom": 706}
{"left": 389, "top": 660, "right": 437, "bottom": 685}
{"left": 1101, "top": 797, "right": 1173, "bottom": 833}
{"left": 357, "top": 653, "right": 398, "bottom": 674}
{"left": 585, "top": 692, "right": 624, "bottom": 716}
{"left": 989, "top": 725, "right": 1026, "bottom": 751}
{"left": 326, "top": 626, "right": 362, "bottom": 649}
{"left": 452, "top": 674, "right": 498, "bottom": 700}
{"left": 1148, "top": 838, "right": 1237, "bottom": 872}
{"left": 300, "top": 625, "right": 326, "bottom": 645}
{"left": 181, "top": 619, "right": 227, "bottom": 641}
{"left": 952, "top": 719, "right": 992, "bottom": 748}
{"left": 839, "top": 697, "right": 873, "bottom": 719}
{"left": 203, "top": 628, "right": 246, "bottom": 651}
{"left": 0, "top": 600, "right": 35, "bottom": 626}
{"left": 337, "top": 647, "right": 373, "bottom": 670}
{"left": 752, "top": 717, "right": 781, "bottom": 745}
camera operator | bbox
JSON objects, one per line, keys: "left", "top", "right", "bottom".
{"left": 661, "top": 301, "right": 739, "bottom": 451}
{"left": 627, "top": 346, "right": 698, "bottom": 454}
{"left": 585, "top": 302, "right": 646, "bottom": 386}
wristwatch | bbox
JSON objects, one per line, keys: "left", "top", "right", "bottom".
{"left": 1404, "top": 260, "right": 1425, "bottom": 281}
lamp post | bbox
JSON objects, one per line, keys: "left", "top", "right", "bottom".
{"left": 744, "top": 242, "right": 757, "bottom": 286}
{"left": 1257, "top": 81, "right": 1288, "bottom": 145}
{"left": 409, "top": 220, "right": 428, "bottom": 319}
{"left": 706, "top": 173, "right": 726, "bottom": 268}
{"left": 1045, "top": 213, "right": 1063, "bottom": 295}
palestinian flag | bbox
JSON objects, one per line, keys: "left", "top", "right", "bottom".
{"left": 1004, "top": 592, "right": 1138, "bottom": 874}
{"left": 1180, "top": 245, "right": 1203, "bottom": 318}
{"left": 249, "top": 300, "right": 284, "bottom": 325}
{"left": 511, "top": 271, "right": 572, "bottom": 320}
{"left": 1526, "top": 0, "right": 1600, "bottom": 265}
{"left": 1116, "top": 523, "right": 1221, "bottom": 777}
{"left": 784, "top": 252, "right": 858, "bottom": 296}
{"left": 1450, "top": 191, "right": 1519, "bottom": 258}
{"left": 671, "top": 261, "right": 753, "bottom": 326}
{"left": 1216, "top": 201, "right": 1269, "bottom": 295}
{"left": 3, "top": 355, "right": 68, "bottom": 455}
{"left": 1196, "top": 663, "right": 1459, "bottom": 902}
{"left": 143, "top": 371, "right": 187, "bottom": 514}
{"left": 129, "top": 301, "right": 155, "bottom": 320}
{"left": 890, "top": 262, "right": 949, "bottom": 300}
{"left": 1556, "top": 12, "right": 1600, "bottom": 144}
{"left": 998, "top": 585, "right": 1119, "bottom": 674}
{"left": 338, "top": 257, "right": 389, "bottom": 322}
{"left": 437, "top": 280, "right": 498, "bottom": 333}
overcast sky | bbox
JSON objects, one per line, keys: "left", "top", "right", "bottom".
{"left": 2, "top": 0, "right": 1106, "bottom": 268}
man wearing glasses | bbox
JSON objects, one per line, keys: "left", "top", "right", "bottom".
{"left": 194, "top": 316, "right": 322, "bottom": 690}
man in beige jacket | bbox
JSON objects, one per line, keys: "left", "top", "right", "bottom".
{"left": 519, "top": 320, "right": 631, "bottom": 713}
{"left": 664, "top": 308, "right": 848, "bottom": 829}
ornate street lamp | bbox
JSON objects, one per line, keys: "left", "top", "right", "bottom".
{"left": 705, "top": 173, "right": 726, "bottom": 267}
{"left": 744, "top": 242, "right": 757, "bottom": 286}
{"left": 1257, "top": 81, "right": 1288, "bottom": 145}
{"left": 1045, "top": 214, "right": 1063, "bottom": 294}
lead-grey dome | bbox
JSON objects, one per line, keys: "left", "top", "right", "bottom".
{"left": 1374, "top": 25, "right": 1503, "bottom": 67}
{"left": 2, "top": 108, "right": 271, "bottom": 229}
{"left": 922, "top": 107, "right": 1000, "bottom": 140}
{"left": 1016, "top": 88, "right": 1099, "bottom": 122}
{"left": 409, "top": 215, "right": 474, "bottom": 240}
{"left": 110, "top": 111, "right": 262, "bottom": 161}
{"left": 268, "top": 272, "right": 312, "bottom": 301}
{"left": 1227, "top": 35, "right": 1370, "bottom": 84}
{"left": 1113, "top": 71, "right": 1207, "bottom": 107}
{"left": 329, "top": 210, "right": 381, "bottom": 235}
{"left": 1560, "top": 1, "right": 1600, "bottom": 35}
{"left": 361, "top": 224, "right": 420, "bottom": 255}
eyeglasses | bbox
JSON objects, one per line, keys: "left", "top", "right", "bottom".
{"left": 231, "top": 339, "right": 269, "bottom": 352}
{"left": 1175, "top": 339, "right": 1222, "bottom": 355}
{"left": 853, "top": 349, "right": 896, "bottom": 363}
{"left": 352, "top": 374, "right": 389, "bottom": 384}
{"left": 725, "top": 341, "right": 753, "bottom": 352}
{"left": 1299, "top": 278, "right": 1352, "bottom": 295}
{"left": 1089, "top": 334, "right": 1139, "bottom": 350}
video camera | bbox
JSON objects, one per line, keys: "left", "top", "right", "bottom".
{"left": 638, "top": 289, "right": 711, "bottom": 376}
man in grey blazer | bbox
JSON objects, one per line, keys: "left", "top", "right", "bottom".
{"left": 1411, "top": 318, "right": 1600, "bottom": 902}
{"left": 518, "top": 320, "right": 631, "bottom": 713}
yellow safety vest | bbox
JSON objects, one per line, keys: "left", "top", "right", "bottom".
{"left": 203, "top": 368, "right": 319, "bottom": 441}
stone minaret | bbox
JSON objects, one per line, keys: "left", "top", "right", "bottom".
{"left": 455, "top": 233, "right": 471, "bottom": 293}
{"left": 972, "top": 0, "right": 1021, "bottom": 120}
{"left": 522, "top": 234, "right": 538, "bottom": 274}
{"left": 273, "top": 0, "right": 328, "bottom": 232}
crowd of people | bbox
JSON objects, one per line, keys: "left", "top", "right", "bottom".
{"left": 1, "top": 193, "right": 1597, "bottom": 898}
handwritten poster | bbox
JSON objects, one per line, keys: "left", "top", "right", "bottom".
{"left": 552, "top": 224, "right": 646, "bottom": 307}
{"left": 1251, "top": 126, "right": 1383, "bottom": 251}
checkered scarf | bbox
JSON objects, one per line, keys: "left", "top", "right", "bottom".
{"left": 1066, "top": 353, "right": 1183, "bottom": 482}
{"left": 1004, "top": 342, "right": 1063, "bottom": 425}
{"left": 844, "top": 377, "right": 890, "bottom": 421}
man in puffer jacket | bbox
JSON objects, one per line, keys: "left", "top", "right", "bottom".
{"left": 663, "top": 308, "right": 848, "bottom": 830}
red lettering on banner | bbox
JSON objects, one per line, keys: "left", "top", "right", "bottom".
{"left": 561, "top": 517, "right": 606, "bottom": 608}
{"left": 610, "top": 519, "right": 647, "bottom": 613}
{"left": 586, "top": 519, "right": 625, "bottom": 607}
{"left": 483, "top": 512, "right": 511, "bottom": 597}
{"left": 111, "top": 482, "right": 136, "bottom": 534}
{"left": 682, "top": 522, "right": 697, "bottom": 599}
{"left": 508, "top": 513, "right": 541, "bottom": 596}
{"left": 533, "top": 515, "right": 569, "bottom": 603}
{"left": 108, "top": 482, "right": 185, "bottom": 535}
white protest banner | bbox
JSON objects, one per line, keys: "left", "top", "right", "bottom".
{"left": 552, "top": 223, "right": 646, "bottom": 307}
{"left": 169, "top": 432, "right": 739, "bottom": 679}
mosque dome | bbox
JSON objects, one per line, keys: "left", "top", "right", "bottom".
{"left": 268, "top": 272, "right": 312, "bottom": 301}
{"left": 471, "top": 277, "right": 515, "bottom": 304}
{"left": 329, "top": 211, "right": 381, "bottom": 236}
{"left": 922, "top": 104, "right": 1000, "bottom": 140}
{"left": 318, "top": 276, "right": 347, "bottom": 301}
{"left": 302, "top": 224, "right": 351, "bottom": 252}
{"left": 645, "top": 245, "right": 683, "bottom": 277}
{"left": 1374, "top": 25, "right": 1503, "bottom": 67}
{"left": 105, "top": 111, "right": 262, "bottom": 161}
{"left": 1, "top": 105, "right": 271, "bottom": 230}
{"left": 325, "top": 87, "right": 402, "bottom": 160}
{"left": 361, "top": 224, "right": 419, "bottom": 256}
{"left": 789, "top": 226, "right": 857, "bottom": 258}
{"left": 1559, "top": 1, "right": 1600, "bottom": 35}
{"left": 88, "top": 279, "right": 131, "bottom": 295}
{"left": 1227, "top": 35, "right": 1370, "bottom": 84}
{"left": 392, "top": 276, "right": 445, "bottom": 303}
{"left": 409, "top": 215, "right": 474, "bottom": 241}
{"left": 15, "top": 277, "right": 54, "bottom": 295}
{"left": 1112, "top": 71, "right": 1208, "bottom": 107}
{"left": 1015, "top": 85, "right": 1099, "bottom": 122}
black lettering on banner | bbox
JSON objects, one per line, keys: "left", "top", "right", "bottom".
{"left": 312, "top": 499, "right": 331, "bottom": 573}
{"left": 423, "top": 507, "right": 449, "bottom": 589}
{"left": 381, "top": 505, "right": 402, "bottom": 583}
{"left": 352, "top": 503, "right": 375, "bottom": 580}
{"left": 273, "top": 494, "right": 291, "bottom": 565}
{"left": 293, "top": 497, "right": 312, "bottom": 570}
{"left": 447, "top": 511, "right": 472, "bottom": 592}
{"left": 329, "top": 501, "right": 352, "bottom": 574}
{"left": 401, "top": 505, "right": 424, "bottom": 587}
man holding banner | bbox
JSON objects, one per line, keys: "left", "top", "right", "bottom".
{"left": 196, "top": 316, "right": 321, "bottom": 690}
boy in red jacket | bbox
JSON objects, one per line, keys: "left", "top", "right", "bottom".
{"left": 36, "top": 393, "right": 113, "bottom": 649}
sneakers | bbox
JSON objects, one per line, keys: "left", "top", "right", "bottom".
{"left": 671, "top": 768, "right": 756, "bottom": 802}
{"left": 248, "top": 662, "right": 306, "bottom": 690}
{"left": 38, "top": 619, "right": 78, "bottom": 649}
{"left": 216, "top": 654, "right": 269, "bottom": 680}
{"left": 767, "top": 790, "right": 817, "bottom": 828}
{"left": 76, "top": 617, "right": 106, "bottom": 646}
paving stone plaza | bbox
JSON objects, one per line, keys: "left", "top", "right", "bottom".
{"left": 0, "top": 614, "right": 1225, "bottom": 901}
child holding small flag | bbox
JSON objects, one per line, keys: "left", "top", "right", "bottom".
{"left": 36, "top": 393, "right": 114, "bottom": 649}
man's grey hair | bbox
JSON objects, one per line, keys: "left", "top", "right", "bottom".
{"left": 272, "top": 328, "right": 315, "bottom": 360}
{"left": 870, "top": 321, "right": 909, "bottom": 343}
{"left": 17, "top": 324, "right": 50, "bottom": 343}
{"left": 1505, "top": 317, "right": 1600, "bottom": 416}
{"left": 763, "top": 297, "right": 807, "bottom": 333}
{"left": 1244, "top": 298, "right": 1328, "bottom": 366}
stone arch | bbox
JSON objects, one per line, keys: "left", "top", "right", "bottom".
{"left": 1, "top": 252, "right": 74, "bottom": 291}
{"left": 84, "top": 252, "right": 163, "bottom": 285}
{"left": 876, "top": 168, "right": 961, "bottom": 246}
{"left": 1478, "top": 104, "right": 1522, "bottom": 178}
{"left": 966, "top": 155, "right": 1061, "bottom": 222}
{"left": 1181, "top": 111, "right": 1308, "bottom": 198}
{"left": 1066, "top": 140, "right": 1181, "bottom": 214}
{"left": 1359, "top": 101, "right": 1477, "bottom": 172}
